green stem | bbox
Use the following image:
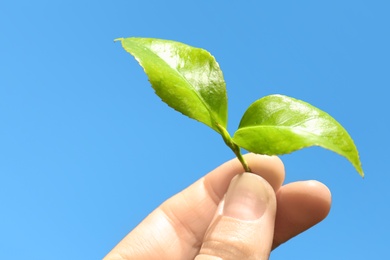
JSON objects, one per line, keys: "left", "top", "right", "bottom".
{"left": 216, "top": 124, "right": 251, "bottom": 173}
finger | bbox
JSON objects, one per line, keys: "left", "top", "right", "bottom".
{"left": 272, "top": 180, "right": 332, "bottom": 249}
{"left": 104, "top": 154, "right": 285, "bottom": 260}
{"left": 160, "top": 154, "right": 284, "bottom": 255}
{"left": 206, "top": 154, "right": 285, "bottom": 197}
{"left": 195, "top": 173, "right": 277, "bottom": 260}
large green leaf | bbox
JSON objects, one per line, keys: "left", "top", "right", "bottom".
{"left": 233, "top": 94, "right": 364, "bottom": 176}
{"left": 116, "top": 37, "right": 228, "bottom": 132}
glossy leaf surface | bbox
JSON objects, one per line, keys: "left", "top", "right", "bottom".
{"left": 233, "top": 95, "right": 364, "bottom": 176}
{"left": 116, "top": 37, "right": 228, "bottom": 132}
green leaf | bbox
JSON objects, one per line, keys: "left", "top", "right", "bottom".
{"left": 116, "top": 37, "right": 228, "bottom": 132}
{"left": 233, "top": 94, "right": 364, "bottom": 177}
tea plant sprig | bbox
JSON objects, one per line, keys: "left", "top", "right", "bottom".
{"left": 115, "top": 37, "right": 363, "bottom": 177}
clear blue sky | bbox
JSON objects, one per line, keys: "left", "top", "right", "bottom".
{"left": 1, "top": 1, "right": 388, "bottom": 259}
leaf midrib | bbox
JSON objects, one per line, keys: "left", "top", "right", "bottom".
{"left": 140, "top": 41, "right": 221, "bottom": 128}
{"left": 235, "top": 125, "right": 351, "bottom": 152}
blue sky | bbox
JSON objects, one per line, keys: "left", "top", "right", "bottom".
{"left": 1, "top": 1, "right": 389, "bottom": 259}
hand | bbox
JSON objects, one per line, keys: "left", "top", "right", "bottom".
{"left": 104, "top": 154, "right": 331, "bottom": 260}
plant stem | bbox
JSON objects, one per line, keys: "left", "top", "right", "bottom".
{"left": 216, "top": 124, "right": 251, "bottom": 173}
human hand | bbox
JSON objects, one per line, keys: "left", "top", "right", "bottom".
{"left": 104, "top": 154, "right": 331, "bottom": 260}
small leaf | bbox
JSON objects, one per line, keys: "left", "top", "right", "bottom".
{"left": 116, "top": 37, "right": 228, "bottom": 132}
{"left": 233, "top": 94, "right": 364, "bottom": 177}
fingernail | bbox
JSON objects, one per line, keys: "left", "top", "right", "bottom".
{"left": 223, "top": 173, "right": 271, "bottom": 220}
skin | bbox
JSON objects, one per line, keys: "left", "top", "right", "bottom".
{"left": 104, "top": 154, "right": 331, "bottom": 259}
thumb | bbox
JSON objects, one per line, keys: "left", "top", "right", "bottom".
{"left": 195, "top": 172, "right": 277, "bottom": 260}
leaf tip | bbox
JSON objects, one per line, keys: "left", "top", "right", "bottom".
{"left": 358, "top": 168, "right": 365, "bottom": 178}
{"left": 352, "top": 160, "right": 364, "bottom": 178}
{"left": 114, "top": 38, "right": 124, "bottom": 43}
